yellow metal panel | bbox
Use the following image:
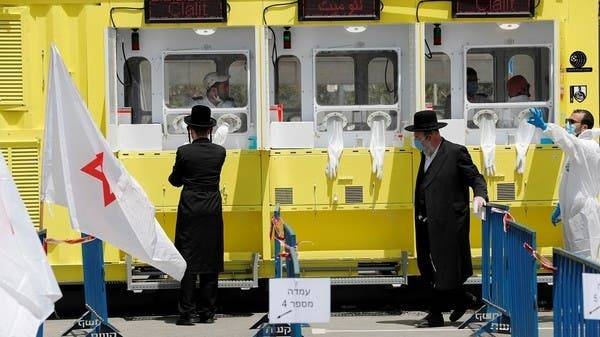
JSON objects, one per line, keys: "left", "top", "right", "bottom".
{"left": 0, "top": 141, "right": 40, "bottom": 226}
{"left": 223, "top": 211, "right": 262, "bottom": 253}
{"left": 0, "top": 16, "right": 23, "bottom": 106}
{"left": 270, "top": 149, "right": 412, "bottom": 206}
{"left": 520, "top": 146, "right": 562, "bottom": 201}
{"left": 220, "top": 150, "right": 262, "bottom": 206}
{"left": 477, "top": 146, "right": 561, "bottom": 202}
{"left": 119, "top": 150, "right": 262, "bottom": 208}
{"left": 272, "top": 209, "right": 414, "bottom": 254}
{"left": 269, "top": 150, "right": 329, "bottom": 205}
{"left": 265, "top": 209, "right": 414, "bottom": 277}
{"left": 157, "top": 210, "right": 262, "bottom": 254}
{"left": 118, "top": 151, "right": 175, "bottom": 207}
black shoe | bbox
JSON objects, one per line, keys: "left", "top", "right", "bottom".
{"left": 449, "top": 292, "right": 477, "bottom": 322}
{"left": 449, "top": 307, "right": 467, "bottom": 323}
{"left": 189, "top": 313, "right": 201, "bottom": 323}
{"left": 176, "top": 315, "right": 195, "bottom": 326}
{"left": 415, "top": 312, "right": 444, "bottom": 328}
{"left": 194, "top": 312, "right": 215, "bottom": 324}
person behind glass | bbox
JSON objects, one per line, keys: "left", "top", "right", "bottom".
{"left": 506, "top": 75, "right": 531, "bottom": 102}
{"left": 502, "top": 75, "right": 531, "bottom": 127}
{"left": 169, "top": 105, "right": 226, "bottom": 326}
{"left": 528, "top": 108, "right": 600, "bottom": 260}
{"left": 405, "top": 110, "right": 488, "bottom": 328}
{"left": 192, "top": 72, "right": 235, "bottom": 108}
{"left": 466, "top": 67, "right": 491, "bottom": 103}
{"left": 444, "top": 67, "right": 490, "bottom": 117}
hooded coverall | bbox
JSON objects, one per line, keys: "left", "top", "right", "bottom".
{"left": 544, "top": 124, "right": 600, "bottom": 259}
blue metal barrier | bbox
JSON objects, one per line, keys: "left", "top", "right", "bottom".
{"left": 553, "top": 248, "right": 600, "bottom": 337}
{"left": 253, "top": 205, "right": 302, "bottom": 337}
{"left": 460, "top": 204, "right": 538, "bottom": 337}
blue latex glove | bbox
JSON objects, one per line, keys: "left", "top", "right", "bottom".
{"left": 551, "top": 204, "right": 561, "bottom": 226}
{"left": 527, "top": 108, "right": 547, "bottom": 130}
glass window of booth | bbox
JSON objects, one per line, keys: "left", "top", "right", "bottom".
{"left": 424, "top": 52, "right": 451, "bottom": 119}
{"left": 466, "top": 46, "right": 552, "bottom": 129}
{"left": 315, "top": 50, "right": 398, "bottom": 106}
{"left": 507, "top": 54, "right": 536, "bottom": 100}
{"left": 466, "top": 53, "right": 495, "bottom": 103}
{"left": 368, "top": 57, "right": 397, "bottom": 105}
{"left": 276, "top": 56, "right": 302, "bottom": 121}
{"left": 315, "top": 54, "right": 355, "bottom": 106}
{"left": 124, "top": 57, "right": 152, "bottom": 124}
{"left": 314, "top": 49, "right": 399, "bottom": 132}
{"left": 163, "top": 53, "right": 248, "bottom": 109}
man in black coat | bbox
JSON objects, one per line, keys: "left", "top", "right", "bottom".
{"left": 169, "top": 105, "right": 226, "bottom": 326}
{"left": 405, "top": 110, "right": 488, "bottom": 327}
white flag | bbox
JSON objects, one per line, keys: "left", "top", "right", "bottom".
{"left": 0, "top": 152, "right": 62, "bottom": 337}
{"left": 41, "top": 44, "right": 186, "bottom": 281}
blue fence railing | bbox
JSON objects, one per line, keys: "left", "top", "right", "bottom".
{"left": 461, "top": 204, "right": 538, "bottom": 337}
{"left": 253, "top": 205, "right": 302, "bottom": 337}
{"left": 553, "top": 248, "right": 600, "bottom": 337}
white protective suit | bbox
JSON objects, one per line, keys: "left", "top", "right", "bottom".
{"left": 545, "top": 124, "right": 600, "bottom": 259}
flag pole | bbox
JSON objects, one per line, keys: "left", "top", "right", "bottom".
{"left": 81, "top": 234, "right": 108, "bottom": 322}
{"left": 36, "top": 203, "right": 46, "bottom": 337}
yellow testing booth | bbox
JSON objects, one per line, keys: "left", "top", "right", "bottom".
{"left": 0, "top": 0, "right": 597, "bottom": 289}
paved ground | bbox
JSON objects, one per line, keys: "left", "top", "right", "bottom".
{"left": 44, "top": 310, "right": 554, "bottom": 337}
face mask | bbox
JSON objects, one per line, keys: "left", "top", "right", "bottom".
{"left": 413, "top": 138, "right": 426, "bottom": 152}
{"left": 565, "top": 122, "right": 576, "bottom": 135}
{"left": 466, "top": 81, "right": 478, "bottom": 97}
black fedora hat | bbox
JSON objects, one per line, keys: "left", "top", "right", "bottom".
{"left": 184, "top": 105, "right": 216, "bottom": 128}
{"left": 404, "top": 110, "right": 447, "bottom": 132}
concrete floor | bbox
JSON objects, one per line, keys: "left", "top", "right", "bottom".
{"left": 43, "top": 310, "right": 555, "bottom": 337}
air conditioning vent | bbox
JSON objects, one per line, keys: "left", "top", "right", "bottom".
{"left": 496, "top": 182, "right": 516, "bottom": 201}
{"left": 345, "top": 186, "right": 363, "bottom": 204}
{"left": 275, "top": 187, "right": 293, "bottom": 204}
{"left": 0, "top": 18, "right": 23, "bottom": 105}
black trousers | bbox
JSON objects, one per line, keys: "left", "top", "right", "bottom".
{"left": 178, "top": 269, "right": 218, "bottom": 318}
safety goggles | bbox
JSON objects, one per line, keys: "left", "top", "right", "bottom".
{"left": 565, "top": 118, "right": 581, "bottom": 125}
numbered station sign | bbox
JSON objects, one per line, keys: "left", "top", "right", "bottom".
{"left": 583, "top": 273, "right": 600, "bottom": 320}
{"left": 269, "top": 278, "right": 331, "bottom": 323}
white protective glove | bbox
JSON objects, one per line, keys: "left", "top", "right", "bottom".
{"left": 477, "top": 112, "right": 497, "bottom": 176}
{"left": 481, "top": 143, "right": 495, "bottom": 176}
{"left": 473, "top": 109, "right": 498, "bottom": 176}
{"left": 212, "top": 122, "right": 229, "bottom": 145}
{"left": 326, "top": 117, "right": 344, "bottom": 179}
{"left": 369, "top": 118, "right": 386, "bottom": 180}
{"left": 514, "top": 112, "right": 536, "bottom": 174}
{"left": 472, "top": 196, "right": 487, "bottom": 215}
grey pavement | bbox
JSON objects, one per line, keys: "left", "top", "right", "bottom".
{"left": 44, "top": 310, "right": 554, "bottom": 337}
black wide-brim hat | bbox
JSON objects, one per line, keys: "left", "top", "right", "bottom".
{"left": 404, "top": 109, "right": 447, "bottom": 132}
{"left": 184, "top": 105, "right": 217, "bottom": 128}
